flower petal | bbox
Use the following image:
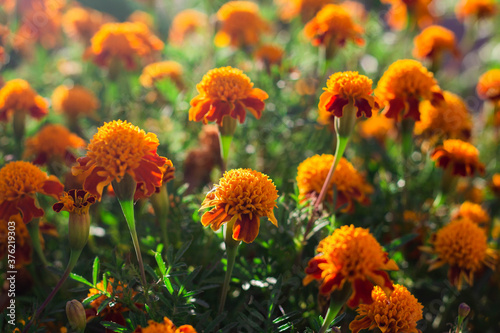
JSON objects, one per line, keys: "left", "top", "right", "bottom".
{"left": 232, "top": 214, "right": 260, "bottom": 243}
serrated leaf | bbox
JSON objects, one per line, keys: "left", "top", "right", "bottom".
{"left": 92, "top": 257, "right": 100, "bottom": 287}
{"left": 69, "top": 273, "right": 93, "bottom": 287}
{"left": 174, "top": 239, "right": 192, "bottom": 263}
{"left": 97, "top": 298, "right": 112, "bottom": 315}
{"left": 100, "top": 321, "right": 130, "bottom": 332}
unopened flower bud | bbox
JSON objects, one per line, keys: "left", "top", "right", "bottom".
{"left": 334, "top": 100, "right": 357, "bottom": 139}
{"left": 68, "top": 213, "right": 90, "bottom": 251}
{"left": 66, "top": 299, "right": 86, "bottom": 331}
{"left": 458, "top": 302, "right": 470, "bottom": 318}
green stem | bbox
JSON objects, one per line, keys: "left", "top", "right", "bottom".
{"left": 28, "top": 219, "right": 49, "bottom": 267}
{"left": 318, "top": 297, "right": 343, "bottom": 333}
{"left": 118, "top": 199, "right": 147, "bottom": 286}
{"left": 220, "top": 134, "right": 233, "bottom": 174}
{"left": 218, "top": 221, "right": 240, "bottom": 315}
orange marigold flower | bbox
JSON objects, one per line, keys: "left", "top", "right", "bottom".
{"left": 491, "top": 173, "right": 500, "bottom": 196}
{"left": 375, "top": 59, "right": 443, "bottom": 121}
{"left": 358, "top": 112, "right": 396, "bottom": 144}
{"left": 254, "top": 44, "right": 284, "bottom": 68}
{"left": 0, "top": 214, "right": 32, "bottom": 267}
{"left": 0, "top": 161, "right": 64, "bottom": 223}
{"left": 87, "top": 22, "right": 164, "bottom": 70}
{"left": 62, "top": 7, "right": 113, "bottom": 42}
{"left": 304, "top": 225, "right": 399, "bottom": 308}
{"left": 24, "top": 124, "right": 86, "bottom": 166}
{"left": 422, "top": 218, "right": 497, "bottom": 290}
{"left": 128, "top": 10, "right": 154, "bottom": 29}
{"left": 53, "top": 189, "right": 96, "bottom": 215}
{"left": 382, "top": 0, "right": 434, "bottom": 30}
{"left": 477, "top": 69, "right": 500, "bottom": 103}
{"left": 134, "top": 317, "right": 197, "bottom": 333}
{"left": 456, "top": 0, "right": 497, "bottom": 20}
{"left": 168, "top": 9, "right": 208, "bottom": 46}
{"left": 214, "top": 1, "right": 270, "bottom": 48}
{"left": 200, "top": 168, "right": 278, "bottom": 244}
{"left": 51, "top": 85, "right": 100, "bottom": 118}
{"left": 189, "top": 66, "right": 268, "bottom": 125}
{"left": 454, "top": 201, "right": 490, "bottom": 228}
{"left": 0, "top": 79, "right": 48, "bottom": 122}
{"left": 414, "top": 91, "right": 472, "bottom": 140}
{"left": 431, "top": 139, "right": 485, "bottom": 177}
{"left": 319, "top": 71, "right": 377, "bottom": 119}
{"left": 139, "top": 61, "right": 184, "bottom": 89}
{"left": 350, "top": 284, "right": 423, "bottom": 333}
{"left": 275, "top": 0, "right": 334, "bottom": 22}
{"left": 304, "top": 4, "right": 364, "bottom": 50}
{"left": 72, "top": 120, "right": 168, "bottom": 200}
{"left": 413, "top": 25, "right": 460, "bottom": 60}
{"left": 297, "top": 155, "right": 373, "bottom": 212}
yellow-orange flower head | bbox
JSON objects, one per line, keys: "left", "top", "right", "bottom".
{"left": 134, "top": 317, "right": 197, "bottom": 333}
{"left": 254, "top": 44, "right": 285, "bottom": 67}
{"left": 189, "top": 66, "right": 268, "bottom": 126}
{"left": 0, "top": 79, "right": 48, "bottom": 122}
{"left": 72, "top": 120, "right": 168, "bottom": 200}
{"left": 304, "top": 225, "right": 398, "bottom": 308}
{"left": 53, "top": 189, "right": 97, "bottom": 216}
{"left": 169, "top": 9, "right": 208, "bottom": 46}
{"left": 304, "top": 4, "right": 364, "bottom": 50}
{"left": 491, "top": 173, "right": 500, "bottom": 196}
{"left": 477, "top": 69, "right": 500, "bottom": 103}
{"left": 0, "top": 214, "right": 32, "bottom": 268}
{"left": 424, "top": 218, "right": 497, "bottom": 290}
{"left": 456, "top": 0, "right": 497, "bottom": 20}
{"left": 87, "top": 22, "right": 164, "bottom": 70}
{"left": 319, "top": 71, "right": 378, "bottom": 119}
{"left": 414, "top": 91, "right": 472, "bottom": 140}
{"left": 0, "top": 161, "right": 63, "bottom": 223}
{"left": 24, "top": 124, "right": 86, "bottom": 166}
{"left": 276, "top": 0, "right": 334, "bottom": 22}
{"left": 139, "top": 61, "right": 184, "bottom": 89}
{"left": 200, "top": 168, "right": 278, "bottom": 244}
{"left": 382, "top": 0, "right": 434, "bottom": 30}
{"left": 62, "top": 7, "right": 112, "bottom": 42}
{"left": 214, "top": 1, "right": 270, "bottom": 48}
{"left": 297, "top": 154, "right": 373, "bottom": 212}
{"left": 52, "top": 85, "right": 100, "bottom": 118}
{"left": 358, "top": 113, "right": 395, "bottom": 144}
{"left": 413, "top": 25, "right": 460, "bottom": 60}
{"left": 431, "top": 139, "right": 485, "bottom": 177}
{"left": 454, "top": 201, "right": 490, "bottom": 228}
{"left": 375, "top": 59, "right": 443, "bottom": 121}
{"left": 350, "top": 284, "right": 423, "bottom": 333}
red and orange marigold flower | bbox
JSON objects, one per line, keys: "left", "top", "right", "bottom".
{"left": 319, "top": 71, "right": 378, "bottom": 119}
{"left": 275, "top": 0, "right": 333, "bottom": 22}
{"left": 189, "top": 66, "right": 268, "bottom": 126}
{"left": 358, "top": 113, "right": 396, "bottom": 144}
{"left": 349, "top": 284, "right": 423, "bottom": 333}
{"left": 421, "top": 218, "right": 497, "bottom": 290}
{"left": 24, "top": 124, "right": 86, "bottom": 166}
{"left": 214, "top": 1, "right": 270, "bottom": 48}
{"left": 0, "top": 214, "right": 32, "bottom": 267}
{"left": 134, "top": 317, "right": 197, "bottom": 333}
{"left": 454, "top": 201, "right": 490, "bottom": 228}
{"left": 413, "top": 25, "right": 460, "bottom": 61}
{"left": 477, "top": 69, "right": 500, "bottom": 104}
{"left": 254, "top": 44, "right": 285, "bottom": 68}
{"left": 297, "top": 154, "right": 373, "bottom": 212}
{"left": 52, "top": 85, "right": 100, "bottom": 118}
{"left": 200, "top": 168, "right": 278, "bottom": 244}
{"left": 304, "top": 225, "right": 399, "bottom": 308}
{"left": 72, "top": 120, "right": 168, "bottom": 200}
{"left": 168, "top": 9, "right": 208, "bottom": 46}
{"left": 87, "top": 22, "right": 164, "bottom": 70}
{"left": 0, "top": 79, "right": 48, "bottom": 122}
{"left": 0, "top": 161, "right": 63, "bottom": 223}
{"left": 491, "top": 174, "right": 500, "bottom": 196}
{"left": 456, "top": 0, "right": 497, "bottom": 21}
{"left": 304, "top": 4, "right": 364, "bottom": 51}
{"left": 62, "top": 6, "right": 113, "bottom": 42}
{"left": 139, "top": 61, "right": 184, "bottom": 89}
{"left": 382, "top": 0, "right": 435, "bottom": 30}
{"left": 375, "top": 59, "right": 443, "bottom": 121}
{"left": 431, "top": 139, "right": 485, "bottom": 177}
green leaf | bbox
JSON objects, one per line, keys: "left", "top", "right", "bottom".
{"left": 155, "top": 252, "right": 167, "bottom": 276}
{"left": 93, "top": 257, "right": 100, "bottom": 287}
{"left": 69, "top": 273, "right": 93, "bottom": 287}
{"left": 100, "top": 321, "right": 130, "bottom": 333}
{"left": 97, "top": 298, "right": 112, "bottom": 315}
{"left": 174, "top": 239, "right": 192, "bottom": 263}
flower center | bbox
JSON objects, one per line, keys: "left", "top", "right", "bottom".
{"left": 326, "top": 71, "right": 373, "bottom": 99}
{"left": 196, "top": 67, "right": 254, "bottom": 102}
{"left": 0, "top": 161, "right": 47, "bottom": 201}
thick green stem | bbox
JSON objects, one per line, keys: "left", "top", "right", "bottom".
{"left": 220, "top": 134, "right": 233, "bottom": 174}
{"left": 118, "top": 199, "right": 147, "bottom": 286}
{"left": 318, "top": 284, "right": 351, "bottom": 333}
{"left": 218, "top": 220, "right": 240, "bottom": 315}
{"left": 28, "top": 219, "right": 49, "bottom": 267}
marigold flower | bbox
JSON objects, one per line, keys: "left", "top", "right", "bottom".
{"left": 304, "top": 225, "right": 398, "bottom": 308}
{"left": 128, "top": 10, "right": 154, "bottom": 29}
{"left": 72, "top": 120, "right": 168, "bottom": 200}
{"left": 431, "top": 139, "right": 485, "bottom": 177}
{"left": 53, "top": 189, "right": 96, "bottom": 215}
{"left": 275, "top": 0, "right": 333, "bottom": 22}
{"left": 168, "top": 9, "right": 208, "bottom": 46}
{"left": 134, "top": 317, "right": 197, "bottom": 333}
{"left": 214, "top": 1, "right": 270, "bottom": 48}
{"left": 189, "top": 66, "right": 268, "bottom": 125}
{"left": 139, "top": 61, "right": 184, "bottom": 89}
{"left": 62, "top": 7, "right": 113, "bottom": 42}
{"left": 414, "top": 91, "right": 472, "bottom": 140}
{"left": 413, "top": 25, "right": 460, "bottom": 60}
{"left": 319, "top": 71, "right": 377, "bottom": 119}
{"left": 304, "top": 4, "right": 364, "bottom": 50}
{"left": 454, "top": 201, "right": 489, "bottom": 228}
{"left": 358, "top": 113, "right": 396, "bottom": 144}
{"left": 52, "top": 85, "right": 100, "bottom": 118}
{"left": 0, "top": 214, "right": 32, "bottom": 267}
{"left": 477, "top": 69, "right": 500, "bottom": 103}
{"left": 200, "top": 168, "right": 278, "bottom": 243}
{"left": 375, "top": 59, "right": 443, "bottom": 121}
{"left": 87, "top": 22, "right": 164, "bottom": 70}
{"left": 0, "top": 161, "right": 63, "bottom": 223}
{"left": 382, "top": 0, "right": 434, "bottom": 30}
{"left": 0, "top": 79, "right": 48, "bottom": 122}
{"left": 456, "top": 0, "right": 497, "bottom": 20}
{"left": 254, "top": 44, "right": 284, "bottom": 68}
{"left": 491, "top": 173, "right": 500, "bottom": 196}
{"left": 24, "top": 124, "right": 86, "bottom": 166}
{"left": 183, "top": 148, "right": 217, "bottom": 193}
{"left": 297, "top": 154, "right": 373, "bottom": 212}
{"left": 349, "top": 284, "right": 423, "bottom": 333}
{"left": 422, "top": 218, "right": 497, "bottom": 290}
